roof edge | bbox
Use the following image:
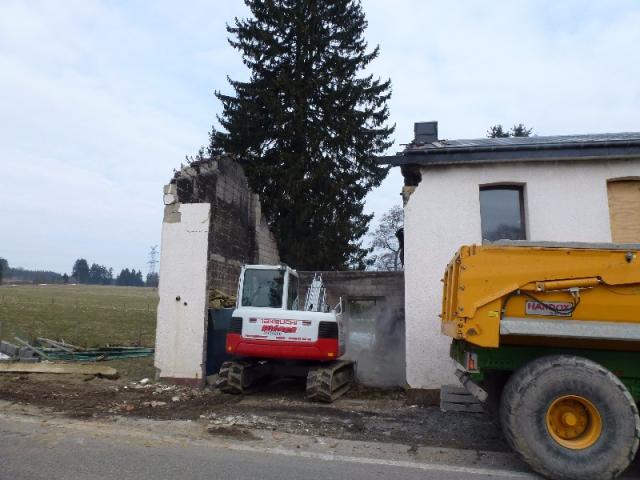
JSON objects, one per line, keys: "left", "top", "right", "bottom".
{"left": 379, "top": 143, "right": 640, "bottom": 166}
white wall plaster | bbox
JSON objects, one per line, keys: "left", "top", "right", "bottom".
{"left": 155, "top": 203, "right": 211, "bottom": 380}
{"left": 404, "top": 159, "right": 640, "bottom": 389}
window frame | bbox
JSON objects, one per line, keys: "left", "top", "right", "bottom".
{"left": 479, "top": 184, "right": 527, "bottom": 242}
{"left": 240, "top": 268, "right": 285, "bottom": 309}
{"left": 286, "top": 271, "right": 299, "bottom": 310}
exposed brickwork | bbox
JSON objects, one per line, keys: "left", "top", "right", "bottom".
{"left": 170, "top": 155, "right": 280, "bottom": 300}
{"left": 209, "top": 258, "right": 242, "bottom": 300}
{"left": 252, "top": 194, "right": 280, "bottom": 265}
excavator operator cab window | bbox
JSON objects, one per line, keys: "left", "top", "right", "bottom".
{"left": 242, "top": 269, "right": 285, "bottom": 308}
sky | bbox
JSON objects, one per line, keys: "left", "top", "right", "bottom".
{"left": 1, "top": 0, "right": 639, "bottom": 275}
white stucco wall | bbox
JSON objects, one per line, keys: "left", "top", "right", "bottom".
{"left": 155, "top": 202, "right": 211, "bottom": 381}
{"left": 405, "top": 159, "right": 640, "bottom": 389}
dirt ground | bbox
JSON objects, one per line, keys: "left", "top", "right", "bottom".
{"left": 0, "top": 368, "right": 509, "bottom": 452}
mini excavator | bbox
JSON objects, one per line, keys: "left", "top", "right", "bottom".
{"left": 216, "top": 264, "right": 355, "bottom": 402}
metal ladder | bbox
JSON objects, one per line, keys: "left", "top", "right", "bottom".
{"left": 304, "top": 273, "right": 327, "bottom": 312}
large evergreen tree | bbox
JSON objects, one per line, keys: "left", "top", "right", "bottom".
{"left": 212, "top": 0, "right": 393, "bottom": 270}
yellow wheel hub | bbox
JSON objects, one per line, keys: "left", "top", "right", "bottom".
{"left": 546, "top": 395, "right": 602, "bottom": 450}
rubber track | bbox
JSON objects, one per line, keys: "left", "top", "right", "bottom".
{"left": 215, "top": 360, "right": 249, "bottom": 394}
{"left": 500, "top": 355, "right": 640, "bottom": 480}
{"left": 306, "top": 360, "right": 354, "bottom": 403}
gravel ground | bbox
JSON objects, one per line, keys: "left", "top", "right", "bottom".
{"left": 0, "top": 372, "right": 509, "bottom": 452}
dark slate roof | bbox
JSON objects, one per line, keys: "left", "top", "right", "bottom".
{"left": 412, "top": 132, "right": 640, "bottom": 150}
{"left": 380, "top": 132, "right": 640, "bottom": 167}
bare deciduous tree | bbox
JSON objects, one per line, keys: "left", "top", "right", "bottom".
{"left": 368, "top": 205, "right": 403, "bottom": 271}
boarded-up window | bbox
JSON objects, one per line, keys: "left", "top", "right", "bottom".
{"left": 607, "top": 180, "right": 640, "bottom": 242}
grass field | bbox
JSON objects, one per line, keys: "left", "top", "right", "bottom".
{"left": 0, "top": 284, "right": 158, "bottom": 348}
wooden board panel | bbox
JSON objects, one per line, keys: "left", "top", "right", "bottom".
{"left": 0, "top": 361, "right": 118, "bottom": 378}
{"left": 607, "top": 180, "right": 640, "bottom": 243}
{"left": 439, "top": 384, "right": 484, "bottom": 413}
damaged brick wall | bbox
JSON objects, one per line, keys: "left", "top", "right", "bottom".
{"left": 253, "top": 199, "right": 280, "bottom": 265}
{"left": 168, "top": 155, "right": 280, "bottom": 300}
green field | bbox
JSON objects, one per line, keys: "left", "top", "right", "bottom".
{"left": 0, "top": 284, "right": 158, "bottom": 348}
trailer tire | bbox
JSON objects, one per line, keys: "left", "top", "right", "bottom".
{"left": 500, "top": 355, "right": 639, "bottom": 480}
{"left": 481, "top": 371, "right": 510, "bottom": 419}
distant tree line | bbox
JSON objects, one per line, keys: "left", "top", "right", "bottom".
{"left": 71, "top": 259, "right": 113, "bottom": 285}
{"left": 0, "top": 257, "right": 157, "bottom": 287}
{"left": 146, "top": 272, "right": 159, "bottom": 288}
{"left": 71, "top": 258, "right": 157, "bottom": 287}
{"left": 115, "top": 268, "right": 144, "bottom": 287}
{"left": 0, "top": 257, "right": 63, "bottom": 284}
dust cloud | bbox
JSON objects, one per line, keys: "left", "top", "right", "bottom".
{"left": 343, "top": 301, "right": 405, "bottom": 388}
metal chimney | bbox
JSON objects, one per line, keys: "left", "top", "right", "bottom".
{"left": 414, "top": 121, "right": 438, "bottom": 144}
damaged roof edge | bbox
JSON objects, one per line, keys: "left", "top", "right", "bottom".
{"left": 379, "top": 142, "right": 640, "bottom": 167}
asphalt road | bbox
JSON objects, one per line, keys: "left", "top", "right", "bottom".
{"left": 0, "top": 413, "right": 535, "bottom": 480}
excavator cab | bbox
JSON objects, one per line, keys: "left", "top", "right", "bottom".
{"left": 238, "top": 265, "right": 299, "bottom": 310}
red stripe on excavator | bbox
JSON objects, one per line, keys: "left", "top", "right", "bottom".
{"left": 226, "top": 333, "right": 339, "bottom": 361}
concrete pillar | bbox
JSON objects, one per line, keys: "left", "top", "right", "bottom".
{"left": 155, "top": 200, "right": 211, "bottom": 385}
